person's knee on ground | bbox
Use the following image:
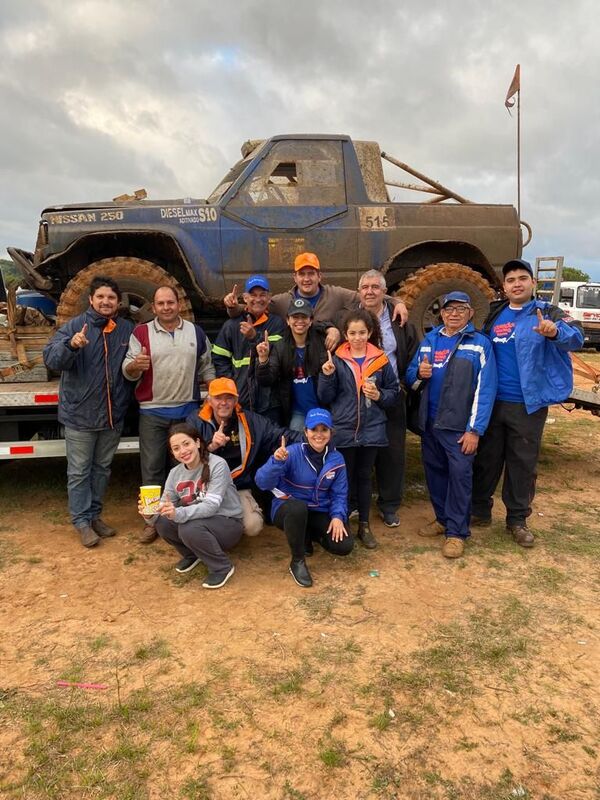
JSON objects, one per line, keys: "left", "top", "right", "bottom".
{"left": 238, "top": 489, "right": 265, "bottom": 536}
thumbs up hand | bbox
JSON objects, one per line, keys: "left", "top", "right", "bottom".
{"left": 418, "top": 353, "right": 433, "bottom": 379}
{"left": 256, "top": 330, "right": 270, "bottom": 363}
{"left": 533, "top": 308, "right": 558, "bottom": 338}
{"left": 224, "top": 283, "right": 239, "bottom": 309}
{"left": 70, "top": 322, "right": 89, "bottom": 349}
{"left": 133, "top": 345, "right": 151, "bottom": 372}
{"left": 322, "top": 349, "right": 336, "bottom": 375}
{"left": 274, "top": 435, "right": 289, "bottom": 462}
{"left": 240, "top": 314, "right": 257, "bottom": 340}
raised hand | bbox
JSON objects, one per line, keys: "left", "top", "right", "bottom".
{"left": 256, "top": 330, "right": 270, "bottom": 363}
{"left": 322, "top": 349, "right": 336, "bottom": 375}
{"left": 274, "top": 435, "right": 289, "bottom": 462}
{"left": 224, "top": 283, "right": 239, "bottom": 309}
{"left": 418, "top": 353, "right": 432, "bottom": 379}
{"left": 533, "top": 308, "right": 558, "bottom": 338}
{"left": 132, "top": 346, "right": 151, "bottom": 372}
{"left": 70, "top": 323, "right": 89, "bottom": 349}
{"left": 210, "top": 420, "right": 231, "bottom": 450}
{"left": 240, "top": 314, "right": 257, "bottom": 340}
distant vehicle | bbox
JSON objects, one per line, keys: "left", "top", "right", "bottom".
{"left": 558, "top": 281, "right": 600, "bottom": 349}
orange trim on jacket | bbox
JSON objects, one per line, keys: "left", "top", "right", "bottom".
{"left": 196, "top": 401, "right": 253, "bottom": 480}
{"left": 334, "top": 341, "right": 390, "bottom": 439}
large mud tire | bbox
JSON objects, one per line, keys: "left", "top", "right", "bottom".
{"left": 398, "top": 263, "right": 496, "bottom": 337}
{"left": 55, "top": 257, "right": 194, "bottom": 327}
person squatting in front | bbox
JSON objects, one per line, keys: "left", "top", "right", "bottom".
{"left": 318, "top": 308, "right": 399, "bottom": 549}
{"left": 138, "top": 423, "right": 244, "bottom": 589}
{"left": 406, "top": 292, "right": 497, "bottom": 559}
{"left": 255, "top": 408, "right": 353, "bottom": 588}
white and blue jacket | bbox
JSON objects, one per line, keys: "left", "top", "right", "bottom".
{"left": 406, "top": 322, "right": 497, "bottom": 435}
{"left": 255, "top": 443, "right": 348, "bottom": 521}
{"left": 483, "top": 299, "right": 583, "bottom": 414}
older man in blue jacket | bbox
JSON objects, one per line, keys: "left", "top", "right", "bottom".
{"left": 43, "top": 276, "right": 134, "bottom": 548}
{"left": 471, "top": 259, "right": 583, "bottom": 546}
{"left": 406, "top": 291, "right": 497, "bottom": 558}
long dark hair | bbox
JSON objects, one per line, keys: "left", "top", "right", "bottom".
{"left": 341, "top": 308, "right": 382, "bottom": 347}
{"left": 168, "top": 423, "right": 210, "bottom": 485}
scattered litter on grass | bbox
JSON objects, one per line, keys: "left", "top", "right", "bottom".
{"left": 369, "top": 570, "right": 380, "bottom": 577}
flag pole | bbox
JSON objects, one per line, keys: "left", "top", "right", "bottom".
{"left": 517, "top": 80, "right": 521, "bottom": 219}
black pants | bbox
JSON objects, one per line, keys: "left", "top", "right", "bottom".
{"left": 339, "top": 446, "right": 379, "bottom": 523}
{"left": 273, "top": 499, "right": 354, "bottom": 561}
{"left": 375, "top": 400, "right": 407, "bottom": 514}
{"left": 472, "top": 401, "right": 548, "bottom": 527}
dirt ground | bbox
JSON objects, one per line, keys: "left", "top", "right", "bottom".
{"left": 0, "top": 371, "right": 599, "bottom": 799}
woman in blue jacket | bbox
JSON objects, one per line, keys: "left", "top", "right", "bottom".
{"left": 317, "top": 309, "right": 399, "bottom": 549}
{"left": 255, "top": 408, "right": 352, "bottom": 588}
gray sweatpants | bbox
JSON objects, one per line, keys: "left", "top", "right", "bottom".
{"left": 156, "top": 514, "right": 244, "bottom": 573}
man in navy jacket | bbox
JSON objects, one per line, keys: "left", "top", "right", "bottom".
{"left": 43, "top": 276, "right": 133, "bottom": 548}
{"left": 406, "top": 291, "right": 497, "bottom": 558}
{"left": 471, "top": 259, "right": 583, "bottom": 546}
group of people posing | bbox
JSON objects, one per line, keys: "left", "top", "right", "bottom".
{"left": 44, "top": 253, "right": 583, "bottom": 589}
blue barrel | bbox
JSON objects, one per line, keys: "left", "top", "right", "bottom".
{"left": 16, "top": 290, "right": 57, "bottom": 316}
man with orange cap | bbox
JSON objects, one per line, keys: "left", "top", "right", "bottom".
{"left": 224, "top": 252, "right": 408, "bottom": 351}
{"left": 187, "top": 377, "right": 302, "bottom": 536}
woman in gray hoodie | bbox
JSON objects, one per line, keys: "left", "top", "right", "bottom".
{"left": 139, "top": 423, "right": 243, "bottom": 589}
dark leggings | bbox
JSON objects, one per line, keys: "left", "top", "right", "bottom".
{"left": 338, "top": 446, "right": 379, "bottom": 523}
{"left": 273, "top": 499, "right": 354, "bottom": 561}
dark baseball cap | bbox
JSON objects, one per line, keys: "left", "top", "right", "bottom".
{"left": 287, "top": 297, "right": 314, "bottom": 317}
{"left": 502, "top": 259, "right": 534, "bottom": 278}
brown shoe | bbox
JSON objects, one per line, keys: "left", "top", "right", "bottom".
{"left": 78, "top": 525, "right": 100, "bottom": 548}
{"left": 508, "top": 524, "right": 535, "bottom": 548}
{"left": 91, "top": 517, "right": 116, "bottom": 537}
{"left": 357, "top": 522, "right": 378, "bottom": 549}
{"left": 418, "top": 519, "right": 445, "bottom": 537}
{"left": 442, "top": 537, "right": 465, "bottom": 558}
{"left": 139, "top": 524, "right": 158, "bottom": 544}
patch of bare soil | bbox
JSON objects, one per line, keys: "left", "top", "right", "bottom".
{"left": 0, "top": 398, "right": 599, "bottom": 799}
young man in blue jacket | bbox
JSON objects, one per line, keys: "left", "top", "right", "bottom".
{"left": 43, "top": 276, "right": 134, "bottom": 548}
{"left": 471, "top": 259, "right": 584, "bottom": 546}
{"left": 406, "top": 292, "right": 497, "bottom": 558}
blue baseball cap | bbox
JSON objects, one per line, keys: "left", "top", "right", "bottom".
{"left": 304, "top": 408, "right": 333, "bottom": 430}
{"left": 441, "top": 291, "right": 472, "bottom": 308}
{"left": 502, "top": 258, "right": 534, "bottom": 277}
{"left": 244, "top": 275, "right": 270, "bottom": 292}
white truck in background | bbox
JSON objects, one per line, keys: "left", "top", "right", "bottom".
{"left": 558, "top": 281, "right": 600, "bottom": 349}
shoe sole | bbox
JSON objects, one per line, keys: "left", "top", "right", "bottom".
{"left": 379, "top": 512, "right": 400, "bottom": 528}
{"left": 202, "top": 566, "right": 235, "bottom": 589}
{"left": 288, "top": 566, "right": 313, "bottom": 588}
{"left": 82, "top": 536, "right": 100, "bottom": 548}
{"left": 176, "top": 558, "right": 202, "bottom": 574}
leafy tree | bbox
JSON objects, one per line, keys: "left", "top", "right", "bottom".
{"left": 563, "top": 266, "right": 590, "bottom": 282}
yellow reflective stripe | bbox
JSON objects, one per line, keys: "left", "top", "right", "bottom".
{"left": 232, "top": 356, "right": 251, "bottom": 368}
{"left": 267, "top": 334, "right": 282, "bottom": 342}
{"left": 212, "top": 345, "right": 232, "bottom": 358}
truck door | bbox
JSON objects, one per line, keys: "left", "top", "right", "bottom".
{"left": 220, "top": 139, "right": 358, "bottom": 294}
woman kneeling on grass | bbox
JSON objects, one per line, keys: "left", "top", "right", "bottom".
{"left": 255, "top": 408, "right": 352, "bottom": 588}
{"left": 138, "top": 423, "right": 244, "bottom": 589}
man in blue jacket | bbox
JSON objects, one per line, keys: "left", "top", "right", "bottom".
{"left": 43, "top": 276, "right": 134, "bottom": 548}
{"left": 406, "top": 291, "right": 497, "bottom": 558}
{"left": 471, "top": 259, "right": 584, "bottom": 546}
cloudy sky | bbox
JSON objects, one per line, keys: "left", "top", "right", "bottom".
{"left": 1, "top": 0, "right": 599, "bottom": 280}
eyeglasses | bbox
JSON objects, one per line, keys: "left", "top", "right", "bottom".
{"left": 442, "top": 305, "right": 470, "bottom": 314}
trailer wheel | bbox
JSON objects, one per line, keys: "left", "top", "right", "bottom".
{"left": 55, "top": 257, "right": 194, "bottom": 327}
{"left": 398, "top": 263, "right": 496, "bottom": 338}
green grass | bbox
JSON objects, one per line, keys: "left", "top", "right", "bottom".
{"left": 133, "top": 637, "right": 171, "bottom": 662}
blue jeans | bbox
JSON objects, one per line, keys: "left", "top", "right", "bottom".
{"left": 65, "top": 427, "right": 122, "bottom": 528}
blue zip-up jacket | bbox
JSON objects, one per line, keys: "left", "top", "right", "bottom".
{"left": 255, "top": 442, "right": 348, "bottom": 522}
{"left": 483, "top": 299, "right": 583, "bottom": 413}
{"left": 43, "top": 308, "right": 134, "bottom": 431}
{"left": 317, "top": 342, "right": 399, "bottom": 448}
{"left": 406, "top": 322, "right": 497, "bottom": 435}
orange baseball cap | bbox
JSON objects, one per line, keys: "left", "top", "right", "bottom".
{"left": 208, "top": 378, "right": 239, "bottom": 397}
{"left": 294, "top": 252, "right": 320, "bottom": 271}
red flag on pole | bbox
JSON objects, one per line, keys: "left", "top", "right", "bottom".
{"left": 505, "top": 64, "right": 520, "bottom": 110}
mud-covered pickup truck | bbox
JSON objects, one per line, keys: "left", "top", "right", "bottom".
{"left": 8, "top": 133, "right": 527, "bottom": 334}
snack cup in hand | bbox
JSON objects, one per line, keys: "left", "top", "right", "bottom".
{"left": 139, "top": 485, "right": 162, "bottom": 514}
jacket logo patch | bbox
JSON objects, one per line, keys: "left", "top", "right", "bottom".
{"left": 325, "top": 471, "right": 335, "bottom": 480}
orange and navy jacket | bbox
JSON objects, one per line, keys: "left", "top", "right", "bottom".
{"left": 43, "top": 308, "right": 134, "bottom": 431}
{"left": 186, "top": 402, "right": 302, "bottom": 491}
{"left": 255, "top": 442, "right": 348, "bottom": 521}
{"left": 317, "top": 342, "right": 399, "bottom": 448}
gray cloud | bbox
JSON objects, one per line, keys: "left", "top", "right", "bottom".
{"left": 1, "top": 0, "right": 598, "bottom": 279}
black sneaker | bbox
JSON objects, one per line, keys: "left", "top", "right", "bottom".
{"left": 380, "top": 511, "right": 400, "bottom": 527}
{"left": 470, "top": 515, "right": 492, "bottom": 528}
{"left": 289, "top": 559, "right": 313, "bottom": 588}
{"left": 175, "top": 555, "right": 202, "bottom": 574}
{"left": 202, "top": 566, "right": 235, "bottom": 589}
